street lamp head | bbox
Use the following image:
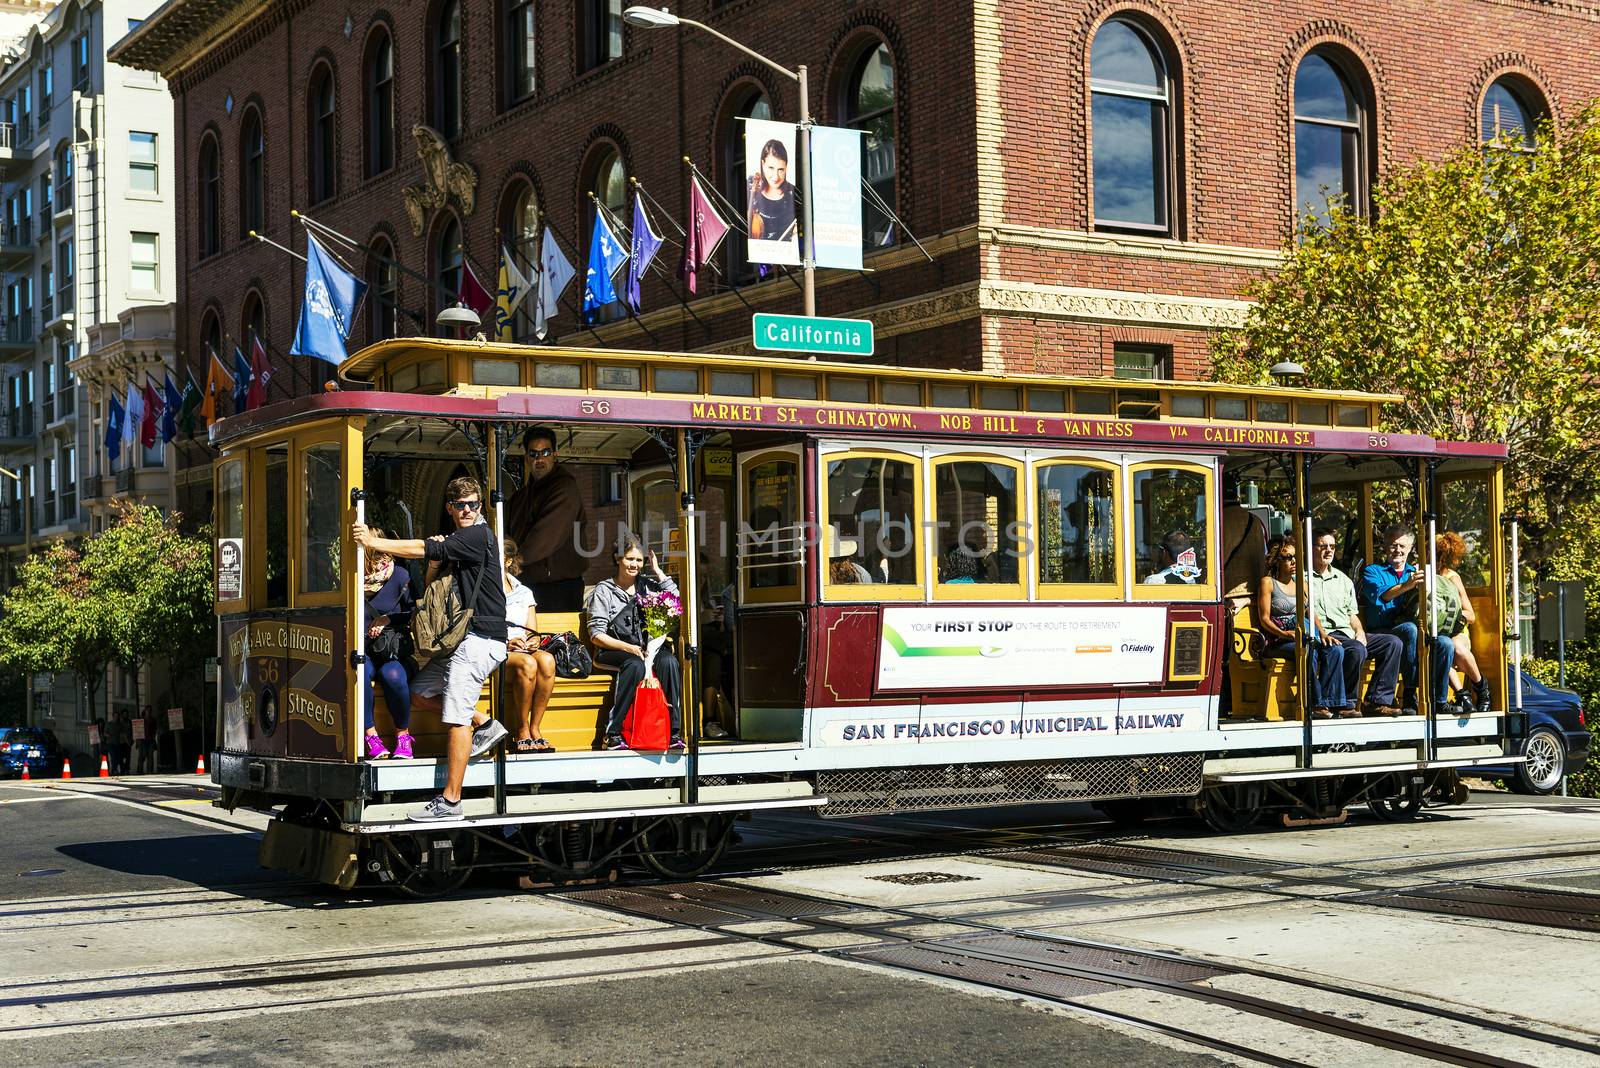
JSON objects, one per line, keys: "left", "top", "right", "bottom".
{"left": 1268, "top": 360, "right": 1306, "bottom": 385}
{"left": 436, "top": 302, "right": 481, "bottom": 330}
{"left": 622, "top": 6, "right": 679, "bottom": 28}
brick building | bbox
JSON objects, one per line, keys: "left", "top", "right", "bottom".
{"left": 110, "top": 0, "right": 1600, "bottom": 517}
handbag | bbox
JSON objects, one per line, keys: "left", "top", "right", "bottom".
{"left": 537, "top": 631, "right": 593, "bottom": 679}
{"left": 369, "top": 624, "right": 412, "bottom": 664}
{"left": 623, "top": 680, "right": 671, "bottom": 750}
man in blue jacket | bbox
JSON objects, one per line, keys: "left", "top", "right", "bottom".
{"left": 1360, "top": 525, "right": 1454, "bottom": 713}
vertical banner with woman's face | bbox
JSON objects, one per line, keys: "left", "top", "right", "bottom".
{"left": 743, "top": 118, "right": 801, "bottom": 266}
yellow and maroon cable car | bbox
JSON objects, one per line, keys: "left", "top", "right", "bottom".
{"left": 210, "top": 340, "right": 1525, "bottom": 894}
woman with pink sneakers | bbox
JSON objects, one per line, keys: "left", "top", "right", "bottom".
{"left": 362, "top": 530, "right": 418, "bottom": 759}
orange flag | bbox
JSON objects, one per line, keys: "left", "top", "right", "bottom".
{"left": 200, "top": 348, "right": 234, "bottom": 426}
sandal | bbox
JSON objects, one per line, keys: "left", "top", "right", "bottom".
{"left": 511, "top": 738, "right": 539, "bottom": 754}
{"left": 531, "top": 737, "right": 555, "bottom": 753}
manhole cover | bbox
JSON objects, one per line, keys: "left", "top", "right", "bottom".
{"left": 868, "top": 871, "right": 979, "bottom": 886}
{"left": 19, "top": 868, "right": 64, "bottom": 877}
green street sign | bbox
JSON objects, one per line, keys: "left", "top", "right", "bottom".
{"left": 753, "top": 313, "right": 874, "bottom": 357}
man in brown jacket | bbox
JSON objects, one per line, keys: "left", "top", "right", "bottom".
{"left": 506, "top": 427, "right": 588, "bottom": 611}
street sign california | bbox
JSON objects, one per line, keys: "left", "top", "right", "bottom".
{"left": 752, "top": 312, "right": 874, "bottom": 356}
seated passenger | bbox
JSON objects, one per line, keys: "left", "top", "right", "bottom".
{"left": 501, "top": 538, "right": 558, "bottom": 753}
{"left": 1360, "top": 525, "right": 1454, "bottom": 713}
{"left": 586, "top": 531, "right": 685, "bottom": 751}
{"left": 1144, "top": 529, "right": 1202, "bottom": 584}
{"left": 1257, "top": 535, "right": 1344, "bottom": 719}
{"left": 827, "top": 531, "right": 874, "bottom": 584}
{"left": 941, "top": 527, "right": 993, "bottom": 583}
{"left": 362, "top": 531, "right": 417, "bottom": 759}
{"left": 1310, "top": 527, "right": 1403, "bottom": 717}
{"left": 1437, "top": 531, "right": 1489, "bottom": 713}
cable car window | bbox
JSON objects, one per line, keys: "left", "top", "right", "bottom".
{"left": 472, "top": 359, "right": 521, "bottom": 386}
{"left": 1441, "top": 477, "right": 1491, "bottom": 587}
{"left": 930, "top": 384, "right": 970, "bottom": 408}
{"left": 535, "top": 363, "right": 583, "bottom": 388}
{"left": 1133, "top": 466, "right": 1209, "bottom": 586}
{"left": 934, "top": 459, "right": 1019, "bottom": 585}
{"left": 743, "top": 457, "right": 800, "bottom": 591}
{"left": 656, "top": 368, "right": 699, "bottom": 393}
{"left": 711, "top": 370, "right": 756, "bottom": 396}
{"left": 773, "top": 373, "right": 817, "bottom": 400}
{"left": 1171, "top": 394, "right": 1206, "bottom": 418}
{"left": 217, "top": 458, "right": 244, "bottom": 604}
{"left": 979, "top": 385, "right": 1019, "bottom": 410}
{"left": 1257, "top": 399, "right": 1290, "bottom": 423}
{"left": 1336, "top": 403, "right": 1368, "bottom": 426}
{"left": 264, "top": 445, "right": 289, "bottom": 607}
{"left": 1074, "top": 390, "right": 1112, "bottom": 414}
{"left": 597, "top": 365, "right": 641, "bottom": 390}
{"left": 882, "top": 381, "right": 921, "bottom": 406}
{"left": 1027, "top": 388, "right": 1066, "bottom": 413}
{"left": 827, "top": 377, "right": 870, "bottom": 403}
{"left": 300, "top": 443, "right": 343, "bottom": 594}
{"left": 1037, "top": 462, "right": 1119, "bottom": 587}
{"left": 825, "top": 455, "right": 918, "bottom": 587}
{"left": 1214, "top": 397, "right": 1248, "bottom": 420}
{"left": 1297, "top": 401, "right": 1329, "bottom": 424}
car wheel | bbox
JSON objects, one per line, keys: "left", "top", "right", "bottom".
{"left": 1513, "top": 727, "right": 1566, "bottom": 796}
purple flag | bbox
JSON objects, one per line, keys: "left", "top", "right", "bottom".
{"left": 681, "top": 177, "right": 730, "bottom": 296}
{"left": 625, "top": 194, "right": 664, "bottom": 314}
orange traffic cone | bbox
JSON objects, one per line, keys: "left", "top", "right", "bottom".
{"left": 194, "top": 752, "right": 207, "bottom": 775}
{"left": 60, "top": 758, "right": 71, "bottom": 780}
{"left": 20, "top": 763, "right": 29, "bottom": 781}
{"left": 99, "top": 755, "right": 110, "bottom": 778}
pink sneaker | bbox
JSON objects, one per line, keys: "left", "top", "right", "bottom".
{"left": 364, "top": 734, "right": 391, "bottom": 760}
{"left": 392, "top": 733, "right": 414, "bottom": 760}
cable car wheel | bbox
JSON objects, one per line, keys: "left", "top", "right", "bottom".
{"left": 518, "top": 820, "right": 620, "bottom": 882}
{"left": 1199, "top": 783, "right": 1263, "bottom": 834}
{"left": 367, "top": 830, "right": 479, "bottom": 898}
{"left": 1367, "top": 775, "right": 1426, "bottom": 821}
{"left": 637, "top": 813, "right": 736, "bottom": 878}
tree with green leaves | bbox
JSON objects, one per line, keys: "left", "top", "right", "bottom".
{"left": 0, "top": 542, "right": 119, "bottom": 723}
{"left": 1213, "top": 105, "right": 1600, "bottom": 577}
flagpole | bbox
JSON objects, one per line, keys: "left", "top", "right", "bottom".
{"left": 626, "top": 177, "right": 712, "bottom": 337}
{"left": 294, "top": 211, "right": 461, "bottom": 305}
{"left": 685, "top": 159, "right": 807, "bottom": 297}
{"left": 677, "top": 161, "right": 766, "bottom": 316}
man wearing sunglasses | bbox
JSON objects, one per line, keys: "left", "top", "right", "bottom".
{"left": 506, "top": 427, "right": 588, "bottom": 611}
{"left": 355, "top": 475, "right": 509, "bottom": 821}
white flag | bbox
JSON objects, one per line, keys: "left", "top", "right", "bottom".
{"left": 122, "top": 381, "right": 143, "bottom": 450}
{"left": 535, "top": 231, "right": 576, "bottom": 341}
{"left": 501, "top": 244, "right": 533, "bottom": 319}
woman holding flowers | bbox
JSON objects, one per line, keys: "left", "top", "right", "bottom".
{"left": 585, "top": 531, "right": 685, "bottom": 751}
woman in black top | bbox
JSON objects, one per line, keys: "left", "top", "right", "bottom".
{"left": 362, "top": 531, "right": 417, "bottom": 759}
{"left": 747, "top": 139, "right": 797, "bottom": 244}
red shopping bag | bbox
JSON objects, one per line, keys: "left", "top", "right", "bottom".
{"left": 623, "top": 680, "right": 671, "bottom": 750}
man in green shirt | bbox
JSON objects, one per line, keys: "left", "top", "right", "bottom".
{"left": 1310, "top": 528, "right": 1403, "bottom": 716}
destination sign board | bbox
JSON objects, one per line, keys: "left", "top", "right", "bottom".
{"left": 753, "top": 313, "right": 874, "bottom": 357}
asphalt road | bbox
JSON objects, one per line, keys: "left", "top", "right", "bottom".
{"left": 3, "top": 779, "right": 1599, "bottom": 1066}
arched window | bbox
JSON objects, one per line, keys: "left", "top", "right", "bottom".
{"left": 503, "top": 0, "right": 536, "bottom": 106}
{"left": 1481, "top": 77, "right": 1542, "bottom": 149}
{"left": 1293, "top": 50, "right": 1370, "bottom": 225}
{"left": 365, "top": 31, "right": 395, "bottom": 177}
{"left": 307, "top": 67, "right": 336, "bottom": 204}
{"left": 367, "top": 237, "right": 398, "bottom": 343}
{"left": 199, "top": 136, "right": 221, "bottom": 259}
{"left": 721, "top": 90, "right": 770, "bottom": 282}
{"left": 1089, "top": 18, "right": 1173, "bottom": 234}
{"left": 843, "top": 44, "right": 896, "bottom": 249}
{"left": 583, "top": 148, "right": 625, "bottom": 322}
{"left": 502, "top": 182, "right": 539, "bottom": 337}
{"left": 435, "top": 215, "right": 463, "bottom": 324}
{"left": 240, "top": 108, "right": 264, "bottom": 237}
{"left": 53, "top": 142, "right": 71, "bottom": 205}
{"left": 434, "top": 0, "right": 462, "bottom": 139}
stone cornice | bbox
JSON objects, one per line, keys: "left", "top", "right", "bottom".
{"left": 979, "top": 281, "right": 1250, "bottom": 329}
{"left": 982, "top": 225, "right": 1283, "bottom": 270}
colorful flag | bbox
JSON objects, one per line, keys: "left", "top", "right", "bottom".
{"left": 123, "top": 381, "right": 142, "bottom": 451}
{"left": 140, "top": 378, "right": 163, "bottom": 449}
{"left": 625, "top": 195, "right": 664, "bottom": 314}
{"left": 247, "top": 335, "right": 273, "bottom": 410}
{"left": 201, "top": 348, "right": 233, "bottom": 427}
{"left": 104, "top": 392, "right": 124, "bottom": 464}
{"left": 459, "top": 260, "right": 495, "bottom": 320}
{"left": 681, "top": 176, "right": 730, "bottom": 296}
{"left": 493, "top": 244, "right": 533, "bottom": 341}
{"left": 177, "top": 368, "right": 202, "bottom": 437}
{"left": 582, "top": 211, "right": 629, "bottom": 323}
{"left": 289, "top": 232, "right": 368, "bottom": 365}
{"left": 160, "top": 373, "right": 181, "bottom": 445}
{"left": 232, "top": 346, "right": 253, "bottom": 413}
{"left": 535, "top": 231, "right": 575, "bottom": 341}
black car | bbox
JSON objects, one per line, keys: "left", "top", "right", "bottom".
{"left": 0, "top": 727, "right": 65, "bottom": 779}
{"left": 1470, "top": 675, "right": 1592, "bottom": 795}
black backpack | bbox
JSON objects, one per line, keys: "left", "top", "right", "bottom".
{"left": 538, "top": 631, "right": 593, "bottom": 679}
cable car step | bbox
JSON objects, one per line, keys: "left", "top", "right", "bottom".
{"left": 346, "top": 785, "right": 822, "bottom": 834}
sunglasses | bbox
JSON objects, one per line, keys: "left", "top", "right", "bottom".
{"left": 527, "top": 447, "right": 555, "bottom": 459}
{"left": 448, "top": 499, "right": 482, "bottom": 513}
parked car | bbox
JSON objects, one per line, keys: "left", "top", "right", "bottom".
{"left": 1470, "top": 675, "right": 1592, "bottom": 795}
{"left": 0, "top": 727, "right": 65, "bottom": 779}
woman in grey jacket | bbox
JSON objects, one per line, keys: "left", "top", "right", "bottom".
{"left": 586, "top": 531, "right": 685, "bottom": 751}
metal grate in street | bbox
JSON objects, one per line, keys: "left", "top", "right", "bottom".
{"left": 1354, "top": 884, "right": 1600, "bottom": 933}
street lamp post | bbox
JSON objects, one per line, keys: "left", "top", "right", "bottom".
{"left": 623, "top": 5, "right": 816, "bottom": 317}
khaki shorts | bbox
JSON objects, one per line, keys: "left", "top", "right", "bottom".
{"left": 412, "top": 633, "right": 508, "bottom": 726}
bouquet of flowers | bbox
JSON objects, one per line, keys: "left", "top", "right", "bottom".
{"left": 636, "top": 588, "right": 683, "bottom": 681}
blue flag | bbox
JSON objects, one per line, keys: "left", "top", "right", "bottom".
{"left": 625, "top": 195, "right": 664, "bottom": 315}
{"left": 581, "top": 211, "right": 629, "bottom": 323}
{"left": 104, "top": 393, "right": 124, "bottom": 463}
{"left": 290, "top": 232, "right": 369, "bottom": 365}
{"left": 232, "top": 346, "right": 253, "bottom": 413}
{"left": 161, "top": 373, "right": 181, "bottom": 444}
